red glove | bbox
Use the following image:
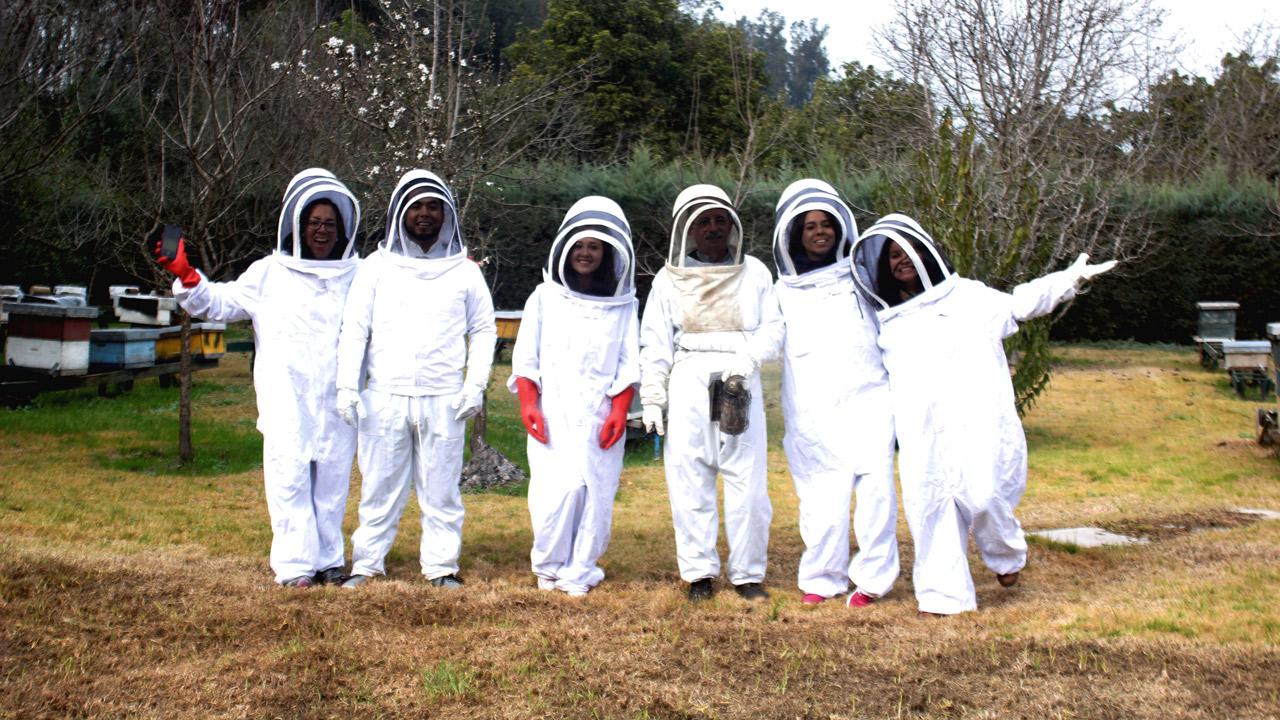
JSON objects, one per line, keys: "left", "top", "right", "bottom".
{"left": 515, "top": 376, "right": 548, "bottom": 444}
{"left": 155, "top": 236, "right": 201, "bottom": 288}
{"left": 598, "top": 385, "right": 635, "bottom": 450}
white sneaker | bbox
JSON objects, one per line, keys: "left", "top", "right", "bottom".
{"left": 537, "top": 577, "right": 556, "bottom": 591}
{"left": 564, "top": 588, "right": 589, "bottom": 598}
{"left": 341, "top": 574, "right": 370, "bottom": 589}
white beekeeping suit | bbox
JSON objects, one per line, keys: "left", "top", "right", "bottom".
{"left": 639, "top": 184, "right": 783, "bottom": 600}
{"left": 850, "top": 214, "right": 1116, "bottom": 615}
{"left": 771, "top": 180, "right": 899, "bottom": 605}
{"left": 508, "top": 196, "right": 640, "bottom": 596}
{"left": 335, "top": 169, "right": 496, "bottom": 586}
{"left": 170, "top": 168, "right": 362, "bottom": 586}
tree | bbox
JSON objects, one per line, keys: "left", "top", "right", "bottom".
{"left": 877, "top": 0, "right": 1176, "bottom": 411}
{"left": 136, "top": 1, "right": 314, "bottom": 463}
{"left": 506, "top": 0, "right": 769, "bottom": 158}
{"left": 786, "top": 19, "right": 828, "bottom": 107}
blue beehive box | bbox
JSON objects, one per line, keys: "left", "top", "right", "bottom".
{"left": 90, "top": 328, "right": 160, "bottom": 369}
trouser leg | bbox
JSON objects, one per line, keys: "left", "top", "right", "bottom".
{"left": 968, "top": 487, "right": 1027, "bottom": 576}
{"left": 720, "top": 375, "right": 771, "bottom": 586}
{"left": 849, "top": 444, "right": 900, "bottom": 597}
{"left": 793, "top": 471, "right": 852, "bottom": 597}
{"left": 415, "top": 394, "right": 466, "bottom": 580}
{"left": 261, "top": 433, "right": 321, "bottom": 583}
{"left": 349, "top": 392, "right": 414, "bottom": 578}
{"left": 312, "top": 416, "right": 357, "bottom": 573}
{"left": 557, "top": 441, "right": 622, "bottom": 592}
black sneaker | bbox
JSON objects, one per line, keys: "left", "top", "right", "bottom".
{"left": 734, "top": 582, "right": 769, "bottom": 601}
{"left": 429, "top": 574, "right": 464, "bottom": 589}
{"left": 687, "top": 578, "right": 714, "bottom": 602}
{"left": 314, "top": 567, "right": 349, "bottom": 586}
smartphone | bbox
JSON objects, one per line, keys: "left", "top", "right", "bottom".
{"left": 147, "top": 223, "right": 184, "bottom": 259}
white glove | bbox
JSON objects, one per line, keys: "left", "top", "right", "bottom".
{"left": 1069, "top": 253, "right": 1118, "bottom": 287}
{"left": 642, "top": 404, "right": 665, "bottom": 436}
{"left": 336, "top": 388, "right": 362, "bottom": 428}
{"left": 452, "top": 386, "right": 484, "bottom": 422}
{"left": 720, "top": 352, "right": 758, "bottom": 382}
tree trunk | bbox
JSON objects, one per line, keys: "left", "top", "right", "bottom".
{"left": 469, "top": 390, "right": 488, "bottom": 454}
{"left": 178, "top": 311, "right": 194, "bottom": 464}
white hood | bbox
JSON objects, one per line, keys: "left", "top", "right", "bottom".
{"left": 668, "top": 184, "right": 743, "bottom": 267}
{"left": 545, "top": 196, "right": 636, "bottom": 302}
{"left": 772, "top": 179, "right": 856, "bottom": 278}
{"left": 381, "top": 169, "right": 464, "bottom": 257}
{"left": 851, "top": 213, "right": 955, "bottom": 311}
{"left": 274, "top": 168, "right": 361, "bottom": 276}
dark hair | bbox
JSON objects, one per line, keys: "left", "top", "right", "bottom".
{"left": 875, "top": 236, "right": 947, "bottom": 306}
{"left": 788, "top": 209, "right": 839, "bottom": 274}
{"left": 299, "top": 198, "right": 349, "bottom": 260}
{"left": 562, "top": 240, "right": 617, "bottom": 296}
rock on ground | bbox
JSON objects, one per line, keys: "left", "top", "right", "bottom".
{"left": 460, "top": 443, "right": 526, "bottom": 492}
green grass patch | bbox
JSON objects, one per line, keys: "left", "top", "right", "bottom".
{"left": 419, "top": 660, "right": 475, "bottom": 700}
{"left": 0, "top": 379, "right": 261, "bottom": 476}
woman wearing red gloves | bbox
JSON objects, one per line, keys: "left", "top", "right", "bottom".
{"left": 507, "top": 196, "right": 640, "bottom": 597}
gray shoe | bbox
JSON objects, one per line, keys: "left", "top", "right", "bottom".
{"left": 341, "top": 574, "right": 371, "bottom": 589}
{"left": 314, "top": 567, "right": 349, "bottom": 586}
{"left": 429, "top": 574, "right": 464, "bottom": 589}
{"left": 282, "top": 575, "right": 314, "bottom": 589}
{"left": 734, "top": 582, "right": 769, "bottom": 602}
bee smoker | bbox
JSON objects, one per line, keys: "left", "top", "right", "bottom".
{"left": 709, "top": 373, "right": 751, "bottom": 436}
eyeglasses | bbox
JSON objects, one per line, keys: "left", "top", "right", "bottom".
{"left": 307, "top": 219, "right": 337, "bottom": 231}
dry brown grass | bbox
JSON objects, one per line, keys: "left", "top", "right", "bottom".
{"left": 2, "top": 345, "right": 1279, "bottom": 718}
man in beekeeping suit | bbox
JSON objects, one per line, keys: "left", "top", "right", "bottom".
{"left": 335, "top": 169, "right": 496, "bottom": 590}
{"left": 639, "top": 184, "right": 783, "bottom": 602}
{"left": 771, "top": 179, "right": 899, "bottom": 607}
{"left": 157, "top": 168, "right": 362, "bottom": 589}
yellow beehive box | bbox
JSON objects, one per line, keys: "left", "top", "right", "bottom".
{"left": 156, "top": 323, "right": 227, "bottom": 362}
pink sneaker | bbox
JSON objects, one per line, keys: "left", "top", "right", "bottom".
{"left": 845, "top": 591, "right": 874, "bottom": 608}
{"left": 801, "top": 593, "right": 825, "bottom": 605}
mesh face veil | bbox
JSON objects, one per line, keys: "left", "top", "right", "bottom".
{"left": 668, "top": 184, "right": 743, "bottom": 267}
{"left": 850, "top": 214, "right": 954, "bottom": 309}
{"left": 771, "top": 179, "right": 856, "bottom": 277}
{"left": 546, "top": 196, "right": 636, "bottom": 298}
{"left": 276, "top": 169, "right": 361, "bottom": 261}
{"left": 382, "top": 170, "right": 463, "bottom": 258}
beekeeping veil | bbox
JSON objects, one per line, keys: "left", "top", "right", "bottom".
{"left": 275, "top": 167, "right": 361, "bottom": 266}
{"left": 772, "top": 179, "right": 855, "bottom": 277}
{"left": 546, "top": 196, "right": 636, "bottom": 300}
{"left": 850, "top": 213, "right": 955, "bottom": 310}
{"left": 381, "top": 169, "right": 464, "bottom": 260}
{"left": 665, "top": 184, "right": 748, "bottom": 332}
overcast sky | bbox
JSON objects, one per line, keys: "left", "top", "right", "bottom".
{"left": 713, "top": 0, "right": 1277, "bottom": 78}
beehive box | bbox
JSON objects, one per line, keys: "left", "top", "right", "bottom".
{"left": 110, "top": 286, "right": 178, "bottom": 326}
{"left": 3, "top": 302, "right": 100, "bottom": 375}
{"left": 494, "top": 310, "right": 523, "bottom": 342}
{"left": 1222, "top": 340, "right": 1272, "bottom": 371}
{"left": 1196, "top": 301, "right": 1239, "bottom": 340}
{"left": 156, "top": 323, "right": 226, "bottom": 362}
{"left": 90, "top": 328, "right": 160, "bottom": 369}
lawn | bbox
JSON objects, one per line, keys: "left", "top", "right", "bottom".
{"left": 0, "top": 341, "right": 1277, "bottom": 718}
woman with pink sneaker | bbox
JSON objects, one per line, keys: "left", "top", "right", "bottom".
{"left": 771, "top": 180, "right": 900, "bottom": 608}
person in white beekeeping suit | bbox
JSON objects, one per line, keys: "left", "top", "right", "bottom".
{"left": 849, "top": 214, "right": 1116, "bottom": 616}
{"left": 508, "top": 196, "right": 640, "bottom": 597}
{"left": 335, "top": 169, "right": 496, "bottom": 590}
{"left": 155, "top": 168, "right": 362, "bottom": 589}
{"left": 639, "top": 184, "right": 783, "bottom": 602}
{"left": 771, "top": 180, "right": 899, "bottom": 608}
